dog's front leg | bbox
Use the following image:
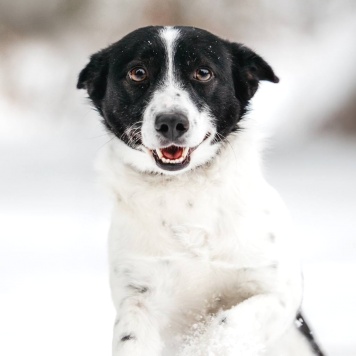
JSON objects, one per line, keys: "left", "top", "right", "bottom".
{"left": 177, "top": 257, "right": 303, "bottom": 356}
{"left": 112, "top": 287, "right": 163, "bottom": 356}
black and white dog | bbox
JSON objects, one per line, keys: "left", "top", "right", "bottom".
{"left": 77, "top": 26, "right": 324, "bottom": 356}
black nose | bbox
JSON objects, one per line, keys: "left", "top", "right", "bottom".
{"left": 155, "top": 113, "right": 190, "bottom": 141}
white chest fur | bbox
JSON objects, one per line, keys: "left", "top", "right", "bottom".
{"left": 99, "top": 132, "right": 302, "bottom": 355}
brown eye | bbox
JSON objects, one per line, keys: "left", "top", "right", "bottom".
{"left": 128, "top": 67, "right": 148, "bottom": 82}
{"left": 194, "top": 68, "right": 213, "bottom": 81}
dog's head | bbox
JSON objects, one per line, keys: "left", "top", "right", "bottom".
{"left": 77, "top": 26, "right": 278, "bottom": 174}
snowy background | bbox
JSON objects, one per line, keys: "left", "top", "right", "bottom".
{"left": 0, "top": 1, "right": 355, "bottom": 355}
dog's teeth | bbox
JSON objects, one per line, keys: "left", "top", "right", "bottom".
{"left": 156, "top": 147, "right": 190, "bottom": 164}
{"left": 156, "top": 149, "right": 163, "bottom": 159}
{"left": 160, "top": 157, "right": 181, "bottom": 164}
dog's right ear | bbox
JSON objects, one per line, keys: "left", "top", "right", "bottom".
{"left": 77, "top": 49, "right": 110, "bottom": 109}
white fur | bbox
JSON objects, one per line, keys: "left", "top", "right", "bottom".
{"left": 97, "top": 124, "right": 316, "bottom": 356}
{"left": 160, "top": 27, "right": 178, "bottom": 85}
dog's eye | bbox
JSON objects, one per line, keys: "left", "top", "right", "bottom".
{"left": 194, "top": 68, "right": 213, "bottom": 82}
{"left": 128, "top": 67, "right": 148, "bottom": 82}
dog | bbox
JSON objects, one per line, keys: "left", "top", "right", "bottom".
{"left": 77, "top": 26, "right": 324, "bottom": 356}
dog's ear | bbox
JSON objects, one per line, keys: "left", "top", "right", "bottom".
{"left": 229, "top": 43, "right": 279, "bottom": 101}
{"left": 77, "top": 49, "right": 110, "bottom": 109}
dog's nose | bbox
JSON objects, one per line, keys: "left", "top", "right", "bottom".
{"left": 155, "top": 113, "right": 190, "bottom": 141}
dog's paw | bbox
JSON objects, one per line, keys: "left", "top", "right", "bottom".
{"left": 178, "top": 322, "right": 252, "bottom": 356}
{"left": 113, "top": 339, "right": 161, "bottom": 356}
{"left": 200, "top": 311, "right": 265, "bottom": 356}
{"left": 178, "top": 311, "right": 265, "bottom": 356}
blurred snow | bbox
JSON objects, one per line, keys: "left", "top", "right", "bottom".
{"left": 0, "top": 117, "right": 114, "bottom": 356}
{"left": 1, "top": 0, "right": 356, "bottom": 355}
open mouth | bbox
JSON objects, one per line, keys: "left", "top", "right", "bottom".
{"left": 152, "top": 146, "right": 192, "bottom": 171}
{"left": 147, "top": 133, "right": 212, "bottom": 171}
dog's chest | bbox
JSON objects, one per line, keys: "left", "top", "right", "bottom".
{"left": 107, "top": 165, "right": 285, "bottom": 341}
{"left": 109, "top": 181, "right": 278, "bottom": 335}
{"left": 110, "top": 174, "right": 277, "bottom": 272}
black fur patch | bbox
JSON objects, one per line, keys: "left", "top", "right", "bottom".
{"left": 121, "top": 334, "right": 135, "bottom": 342}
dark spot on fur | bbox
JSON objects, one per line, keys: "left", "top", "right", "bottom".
{"left": 279, "top": 300, "right": 286, "bottom": 307}
{"left": 114, "top": 318, "right": 120, "bottom": 326}
{"left": 219, "top": 316, "right": 227, "bottom": 325}
{"left": 121, "top": 334, "right": 135, "bottom": 342}
{"left": 269, "top": 233, "right": 276, "bottom": 242}
{"left": 123, "top": 268, "right": 131, "bottom": 275}
{"left": 162, "top": 220, "right": 166, "bottom": 227}
{"left": 136, "top": 300, "right": 143, "bottom": 308}
{"left": 187, "top": 200, "right": 194, "bottom": 208}
{"left": 176, "top": 93, "right": 180, "bottom": 97}
{"left": 128, "top": 284, "right": 148, "bottom": 293}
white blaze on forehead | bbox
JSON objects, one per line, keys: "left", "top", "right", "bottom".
{"left": 159, "top": 27, "right": 180, "bottom": 85}
{"left": 141, "top": 26, "right": 215, "bottom": 152}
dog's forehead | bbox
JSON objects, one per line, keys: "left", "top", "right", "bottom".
{"left": 109, "top": 27, "right": 164, "bottom": 63}
{"left": 109, "top": 26, "right": 229, "bottom": 67}
{"left": 161, "top": 27, "right": 229, "bottom": 63}
{"left": 175, "top": 26, "right": 226, "bottom": 48}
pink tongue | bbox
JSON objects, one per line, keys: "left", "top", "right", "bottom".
{"left": 161, "top": 146, "right": 183, "bottom": 160}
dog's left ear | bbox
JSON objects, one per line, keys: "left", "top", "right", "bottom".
{"left": 229, "top": 43, "right": 279, "bottom": 101}
{"left": 77, "top": 48, "right": 110, "bottom": 111}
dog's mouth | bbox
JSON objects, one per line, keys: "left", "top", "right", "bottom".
{"left": 152, "top": 146, "right": 193, "bottom": 171}
{"left": 148, "top": 133, "right": 212, "bottom": 171}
